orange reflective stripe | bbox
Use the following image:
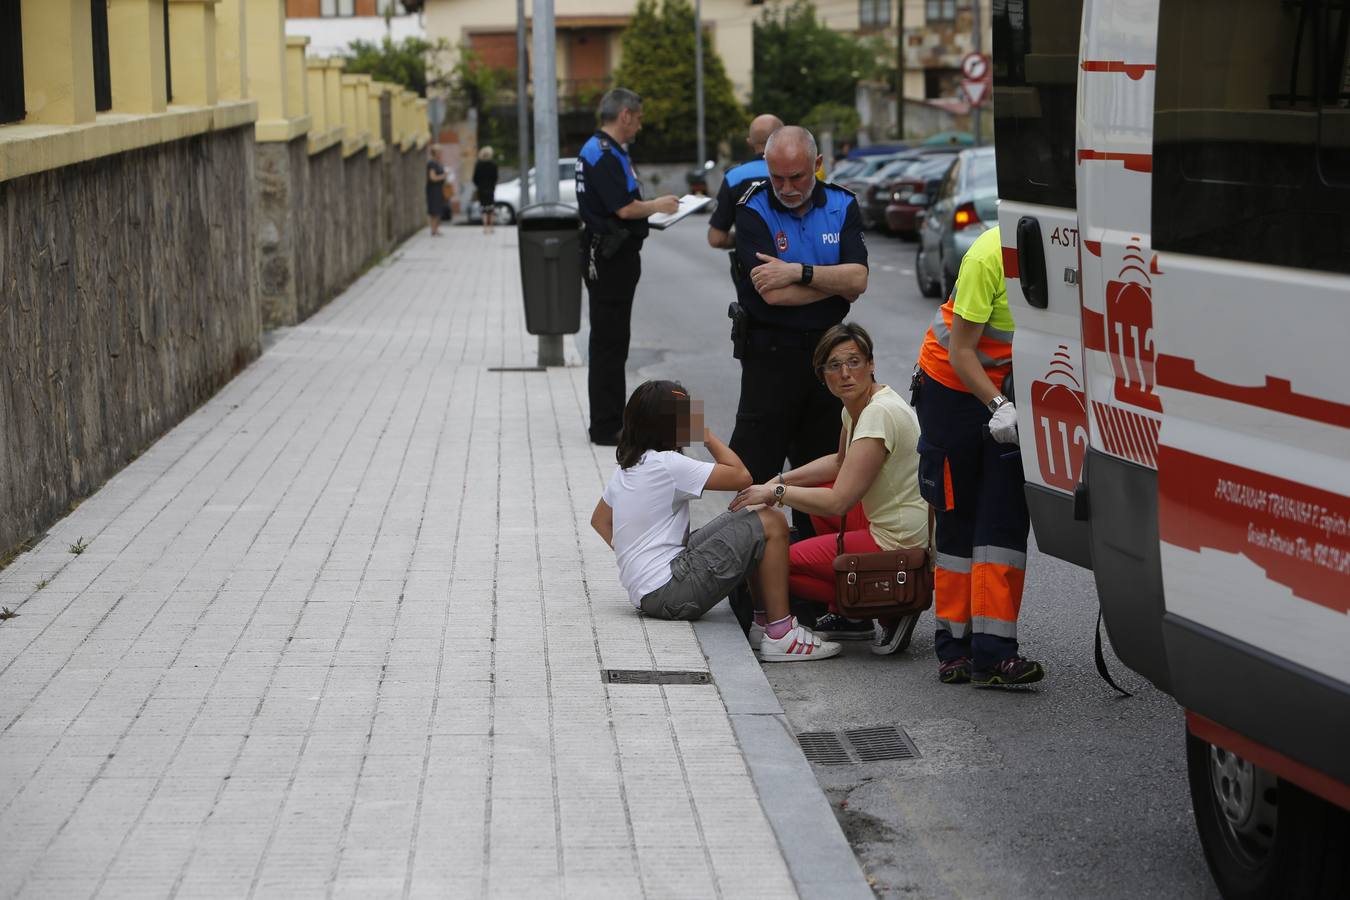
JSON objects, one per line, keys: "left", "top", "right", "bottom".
{"left": 934, "top": 567, "right": 971, "bottom": 623}
{"left": 942, "top": 458, "right": 955, "bottom": 511}
{"left": 971, "top": 562, "right": 1026, "bottom": 624}
{"left": 918, "top": 299, "right": 1013, "bottom": 393}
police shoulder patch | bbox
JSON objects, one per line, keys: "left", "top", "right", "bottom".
{"left": 737, "top": 180, "right": 768, "bottom": 205}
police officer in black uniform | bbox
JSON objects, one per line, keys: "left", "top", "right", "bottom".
{"left": 575, "top": 88, "right": 680, "bottom": 445}
{"left": 731, "top": 126, "right": 869, "bottom": 506}
{"left": 706, "top": 113, "right": 783, "bottom": 250}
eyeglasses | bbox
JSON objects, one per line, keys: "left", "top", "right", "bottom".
{"left": 821, "top": 356, "right": 867, "bottom": 375}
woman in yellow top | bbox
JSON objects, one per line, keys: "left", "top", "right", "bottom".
{"left": 730, "top": 322, "right": 929, "bottom": 655}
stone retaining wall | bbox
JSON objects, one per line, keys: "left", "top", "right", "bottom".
{"left": 257, "top": 141, "right": 425, "bottom": 330}
{"left": 0, "top": 125, "right": 260, "bottom": 555}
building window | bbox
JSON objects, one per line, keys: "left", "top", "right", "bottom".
{"left": 860, "top": 0, "right": 891, "bottom": 27}
{"left": 0, "top": 0, "right": 23, "bottom": 124}
{"left": 926, "top": 0, "right": 957, "bottom": 22}
{"left": 924, "top": 67, "right": 961, "bottom": 99}
{"left": 320, "top": 0, "right": 356, "bottom": 16}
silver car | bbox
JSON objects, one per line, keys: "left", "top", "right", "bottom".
{"left": 467, "top": 158, "right": 578, "bottom": 225}
{"left": 914, "top": 146, "right": 998, "bottom": 300}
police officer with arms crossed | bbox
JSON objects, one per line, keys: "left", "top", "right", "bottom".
{"left": 731, "top": 126, "right": 869, "bottom": 526}
{"left": 576, "top": 88, "right": 680, "bottom": 446}
{"left": 706, "top": 114, "right": 783, "bottom": 249}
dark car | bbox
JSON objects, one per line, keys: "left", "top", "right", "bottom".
{"left": 857, "top": 156, "right": 927, "bottom": 231}
{"left": 883, "top": 155, "right": 959, "bottom": 239}
{"left": 832, "top": 153, "right": 913, "bottom": 226}
{"left": 915, "top": 146, "right": 998, "bottom": 299}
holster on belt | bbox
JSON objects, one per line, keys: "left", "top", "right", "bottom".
{"left": 727, "top": 250, "right": 744, "bottom": 292}
{"left": 727, "top": 302, "right": 749, "bottom": 360}
{"left": 909, "top": 363, "right": 923, "bottom": 408}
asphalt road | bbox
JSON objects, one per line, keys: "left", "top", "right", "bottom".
{"left": 585, "top": 215, "right": 1222, "bottom": 900}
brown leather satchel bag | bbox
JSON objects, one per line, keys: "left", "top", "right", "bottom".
{"left": 832, "top": 506, "right": 935, "bottom": 619}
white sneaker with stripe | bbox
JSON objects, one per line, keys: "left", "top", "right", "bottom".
{"left": 758, "top": 618, "right": 841, "bottom": 662}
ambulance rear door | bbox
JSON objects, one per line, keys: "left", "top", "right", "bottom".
{"left": 1148, "top": 0, "right": 1350, "bottom": 790}
{"left": 992, "top": 0, "right": 1091, "bottom": 568}
{"left": 1074, "top": 0, "right": 1171, "bottom": 689}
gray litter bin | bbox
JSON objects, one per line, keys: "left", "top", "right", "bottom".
{"left": 517, "top": 203, "right": 582, "bottom": 335}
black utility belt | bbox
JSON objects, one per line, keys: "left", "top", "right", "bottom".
{"left": 744, "top": 325, "right": 829, "bottom": 351}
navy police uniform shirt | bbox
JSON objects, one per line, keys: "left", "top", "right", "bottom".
{"left": 708, "top": 155, "right": 769, "bottom": 232}
{"left": 734, "top": 180, "right": 867, "bottom": 331}
{"left": 576, "top": 130, "right": 648, "bottom": 244}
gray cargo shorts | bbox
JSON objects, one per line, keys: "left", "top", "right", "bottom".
{"left": 638, "top": 509, "right": 766, "bottom": 621}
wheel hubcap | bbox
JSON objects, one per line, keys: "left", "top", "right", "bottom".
{"left": 1207, "top": 744, "right": 1278, "bottom": 866}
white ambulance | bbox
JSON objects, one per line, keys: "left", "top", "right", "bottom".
{"left": 992, "top": 0, "right": 1349, "bottom": 895}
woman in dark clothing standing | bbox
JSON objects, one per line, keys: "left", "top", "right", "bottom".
{"left": 472, "top": 146, "right": 499, "bottom": 235}
{"left": 426, "top": 145, "right": 447, "bottom": 236}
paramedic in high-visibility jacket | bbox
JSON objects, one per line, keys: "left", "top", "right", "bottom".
{"left": 915, "top": 225, "right": 1045, "bottom": 687}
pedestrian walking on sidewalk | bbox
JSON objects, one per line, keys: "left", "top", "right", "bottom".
{"left": 576, "top": 88, "right": 680, "bottom": 446}
{"left": 730, "top": 323, "right": 929, "bottom": 655}
{"left": 728, "top": 126, "right": 869, "bottom": 539}
{"left": 425, "top": 145, "right": 447, "bottom": 237}
{"left": 591, "top": 381, "right": 840, "bottom": 662}
{"left": 473, "top": 146, "right": 499, "bottom": 234}
{"left": 915, "top": 226, "right": 1044, "bottom": 687}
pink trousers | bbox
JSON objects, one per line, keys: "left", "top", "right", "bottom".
{"left": 788, "top": 506, "right": 879, "bottom": 613}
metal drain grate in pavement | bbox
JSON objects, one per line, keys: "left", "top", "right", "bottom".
{"left": 797, "top": 731, "right": 851, "bottom": 766}
{"left": 844, "top": 725, "right": 919, "bottom": 762}
{"left": 797, "top": 725, "right": 921, "bottom": 766}
{"left": 603, "top": 669, "right": 712, "bottom": 685}
{"left": 487, "top": 366, "right": 547, "bottom": 373}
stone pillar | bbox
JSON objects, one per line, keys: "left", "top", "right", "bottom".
{"left": 107, "top": 0, "right": 169, "bottom": 113}
{"left": 17, "top": 0, "right": 96, "bottom": 125}
{"left": 250, "top": 1, "right": 313, "bottom": 329}
{"left": 167, "top": 0, "right": 219, "bottom": 107}
{"left": 215, "top": 0, "right": 247, "bottom": 100}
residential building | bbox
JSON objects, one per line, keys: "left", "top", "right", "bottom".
{"left": 285, "top": 0, "right": 426, "bottom": 57}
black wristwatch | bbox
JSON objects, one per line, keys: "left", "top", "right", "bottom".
{"left": 799, "top": 264, "right": 814, "bottom": 285}
{"left": 773, "top": 483, "right": 787, "bottom": 506}
{"left": 987, "top": 394, "right": 1009, "bottom": 414}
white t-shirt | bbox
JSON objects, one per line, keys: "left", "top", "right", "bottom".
{"left": 602, "top": 450, "right": 715, "bottom": 607}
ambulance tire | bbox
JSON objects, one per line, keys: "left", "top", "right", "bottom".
{"left": 1186, "top": 730, "right": 1350, "bottom": 899}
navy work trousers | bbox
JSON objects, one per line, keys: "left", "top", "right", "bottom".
{"left": 585, "top": 248, "right": 642, "bottom": 442}
{"left": 915, "top": 372, "right": 1030, "bottom": 669}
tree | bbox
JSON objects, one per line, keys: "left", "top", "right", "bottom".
{"left": 752, "top": 1, "right": 880, "bottom": 134}
{"left": 343, "top": 36, "right": 449, "bottom": 98}
{"left": 612, "top": 0, "right": 746, "bottom": 162}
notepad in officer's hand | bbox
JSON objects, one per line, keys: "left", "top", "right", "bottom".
{"left": 648, "top": 194, "right": 714, "bottom": 230}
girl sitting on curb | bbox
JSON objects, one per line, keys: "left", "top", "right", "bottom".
{"left": 590, "top": 380, "right": 840, "bottom": 662}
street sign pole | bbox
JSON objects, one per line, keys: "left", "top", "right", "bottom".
{"left": 516, "top": 0, "right": 530, "bottom": 207}
{"left": 695, "top": 0, "right": 705, "bottom": 167}
{"left": 972, "top": 0, "right": 983, "bottom": 144}
{"left": 532, "top": 0, "right": 563, "bottom": 366}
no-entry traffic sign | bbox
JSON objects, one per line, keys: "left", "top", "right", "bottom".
{"left": 961, "top": 52, "right": 991, "bottom": 107}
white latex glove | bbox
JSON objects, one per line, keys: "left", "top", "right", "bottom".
{"left": 989, "top": 402, "right": 1019, "bottom": 446}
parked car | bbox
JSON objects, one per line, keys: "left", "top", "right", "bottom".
{"left": 914, "top": 145, "right": 998, "bottom": 299}
{"left": 836, "top": 153, "right": 924, "bottom": 228}
{"left": 858, "top": 156, "right": 926, "bottom": 230}
{"left": 467, "top": 157, "right": 578, "bottom": 224}
{"left": 863, "top": 148, "right": 962, "bottom": 234}
{"left": 883, "top": 154, "right": 959, "bottom": 239}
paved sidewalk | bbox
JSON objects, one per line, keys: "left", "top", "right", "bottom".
{"left": 0, "top": 229, "right": 868, "bottom": 899}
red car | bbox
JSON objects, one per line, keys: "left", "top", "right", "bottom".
{"left": 883, "top": 155, "right": 958, "bottom": 238}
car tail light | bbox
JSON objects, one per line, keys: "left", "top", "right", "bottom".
{"left": 953, "top": 202, "right": 978, "bottom": 229}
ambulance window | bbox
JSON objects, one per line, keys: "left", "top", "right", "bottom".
{"left": 992, "top": 0, "right": 1083, "bottom": 209}
{"left": 1153, "top": 0, "right": 1350, "bottom": 274}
